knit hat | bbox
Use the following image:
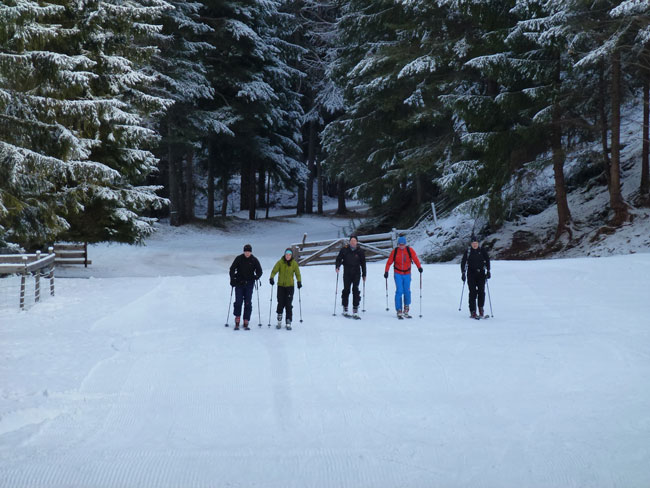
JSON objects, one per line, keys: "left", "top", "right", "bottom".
{"left": 350, "top": 235, "right": 358, "bottom": 241}
{"left": 284, "top": 248, "right": 293, "bottom": 255}
{"left": 243, "top": 244, "right": 252, "bottom": 252}
{"left": 397, "top": 236, "right": 407, "bottom": 245}
{"left": 470, "top": 234, "right": 478, "bottom": 243}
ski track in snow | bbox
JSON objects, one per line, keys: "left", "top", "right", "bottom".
{"left": 1, "top": 217, "right": 650, "bottom": 487}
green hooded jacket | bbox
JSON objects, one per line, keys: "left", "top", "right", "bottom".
{"left": 270, "top": 255, "right": 301, "bottom": 287}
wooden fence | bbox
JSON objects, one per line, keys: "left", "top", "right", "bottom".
{"left": 0, "top": 249, "right": 56, "bottom": 310}
{"left": 291, "top": 228, "right": 410, "bottom": 266}
{"left": 54, "top": 242, "right": 91, "bottom": 267}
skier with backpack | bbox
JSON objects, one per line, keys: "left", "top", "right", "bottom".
{"left": 461, "top": 235, "right": 491, "bottom": 319}
{"left": 335, "top": 235, "right": 366, "bottom": 319}
{"left": 229, "top": 244, "right": 263, "bottom": 330}
{"left": 269, "top": 248, "right": 302, "bottom": 330}
{"left": 384, "top": 235, "right": 423, "bottom": 319}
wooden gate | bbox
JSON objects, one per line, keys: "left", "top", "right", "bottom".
{"left": 291, "top": 229, "right": 409, "bottom": 266}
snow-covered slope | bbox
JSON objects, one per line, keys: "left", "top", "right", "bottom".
{"left": 414, "top": 105, "right": 650, "bottom": 261}
{"left": 1, "top": 217, "right": 649, "bottom": 487}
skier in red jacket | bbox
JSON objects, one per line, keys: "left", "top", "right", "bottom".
{"left": 384, "top": 236, "right": 423, "bottom": 318}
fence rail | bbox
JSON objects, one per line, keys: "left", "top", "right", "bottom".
{"left": 291, "top": 228, "right": 410, "bottom": 266}
{"left": 54, "top": 242, "right": 91, "bottom": 267}
{"left": 0, "top": 248, "right": 56, "bottom": 310}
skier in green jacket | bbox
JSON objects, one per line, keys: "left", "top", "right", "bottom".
{"left": 269, "top": 248, "right": 302, "bottom": 330}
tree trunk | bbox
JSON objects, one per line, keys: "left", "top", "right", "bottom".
{"left": 168, "top": 128, "right": 181, "bottom": 226}
{"left": 641, "top": 70, "right": 649, "bottom": 196}
{"left": 336, "top": 176, "right": 347, "bottom": 215}
{"left": 609, "top": 48, "right": 629, "bottom": 225}
{"left": 297, "top": 184, "right": 305, "bottom": 215}
{"left": 183, "top": 151, "right": 194, "bottom": 222}
{"left": 249, "top": 162, "right": 256, "bottom": 220}
{"left": 306, "top": 120, "right": 316, "bottom": 214}
{"left": 266, "top": 172, "right": 271, "bottom": 219}
{"left": 317, "top": 159, "right": 324, "bottom": 214}
{"left": 551, "top": 102, "right": 571, "bottom": 237}
{"left": 240, "top": 161, "right": 250, "bottom": 211}
{"left": 599, "top": 63, "right": 611, "bottom": 188}
{"left": 258, "top": 165, "right": 266, "bottom": 208}
{"left": 221, "top": 176, "right": 229, "bottom": 218}
{"left": 207, "top": 149, "right": 215, "bottom": 221}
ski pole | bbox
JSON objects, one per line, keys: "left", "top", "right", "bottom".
{"left": 256, "top": 280, "right": 262, "bottom": 327}
{"left": 225, "top": 286, "right": 234, "bottom": 327}
{"left": 268, "top": 282, "right": 274, "bottom": 327}
{"left": 383, "top": 277, "right": 388, "bottom": 311}
{"left": 362, "top": 280, "right": 366, "bottom": 313}
{"left": 333, "top": 272, "right": 339, "bottom": 316}
{"left": 298, "top": 287, "right": 303, "bottom": 323}
{"left": 458, "top": 280, "right": 465, "bottom": 311}
{"left": 419, "top": 272, "right": 423, "bottom": 318}
{"left": 486, "top": 277, "right": 494, "bottom": 318}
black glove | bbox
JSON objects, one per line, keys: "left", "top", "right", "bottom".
{"left": 269, "top": 277, "right": 274, "bottom": 285}
{"left": 230, "top": 278, "right": 236, "bottom": 287}
{"left": 486, "top": 270, "right": 491, "bottom": 280}
{"left": 297, "top": 281, "right": 302, "bottom": 289}
{"left": 384, "top": 272, "right": 389, "bottom": 279}
{"left": 461, "top": 273, "right": 466, "bottom": 282}
{"left": 418, "top": 267, "right": 423, "bottom": 273}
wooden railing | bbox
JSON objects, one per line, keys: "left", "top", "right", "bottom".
{"left": 0, "top": 249, "right": 56, "bottom": 310}
{"left": 54, "top": 242, "right": 91, "bottom": 267}
{"left": 291, "top": 228, "right": 409, "bottom": 266}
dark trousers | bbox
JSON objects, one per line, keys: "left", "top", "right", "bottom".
{"left": 234, "top": 281, "right": 255, "bottom": 321}
{"left": 276, "top": 285, "right": 295, "bottom": 321}
{"left": 467, "top": 272, "right": 486, "bottom": 313}
{"left": 342, "top": 272, "right": 361, "bottom": 309}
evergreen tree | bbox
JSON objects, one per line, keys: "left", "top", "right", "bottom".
{"left": 0, "top": 0, "right": 172, "bottom": 249}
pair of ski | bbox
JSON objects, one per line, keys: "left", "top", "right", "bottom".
{"left": 342, "top": 313, "right": 361, "bottom": 320}
{"left": 470, "top": 315, "right": 491, "bottom": 320}
{"left": 397, "top": 313, "right": 413, "bottom": 320}
{"left": 275, "top": 324, "right": 292, "bottom": 330}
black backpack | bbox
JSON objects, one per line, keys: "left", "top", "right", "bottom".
{"left": 392, "top": 246, "right": 414, "bottom": 263}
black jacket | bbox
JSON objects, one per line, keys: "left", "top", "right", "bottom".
{"left": 461, "top": 246, "right": 490, "bottom": 276}
{"left": 335, "top": 245, "right": 367, "bottom": 277}
{"left": 230, "top": 254, "right": 263, "bottom": 285}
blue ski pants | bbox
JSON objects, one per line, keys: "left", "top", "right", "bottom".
{"left": 394, "top": 273, "right": 412, "bottom": 311}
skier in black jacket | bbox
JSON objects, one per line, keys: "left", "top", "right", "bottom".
{"left": 229, "top": 244, "right": 263, "bottom": 330}
{"left": 460, "top": 235, "right": 491, "bottom": 319}
{"left": 335, "top": 236, "right": 366, "bottom": 318}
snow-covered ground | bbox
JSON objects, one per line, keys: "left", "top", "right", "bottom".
{"left": 1, "top": 215, "right": 650, "bottom": 487}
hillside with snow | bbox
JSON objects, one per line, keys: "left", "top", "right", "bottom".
{"left": 1, "top": 213, "right": 649, "bottom": 487}
{"left": 412, "top": 105, "right": 650, "bottom": 262}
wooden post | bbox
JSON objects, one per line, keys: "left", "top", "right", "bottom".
{"left": 35, "top": 251, "right": 41, "bottom": 303}
{"left": 391, "top": 228, "right": 397, "bottom": 248}
{"left": 431, "top": 202, "right": 438, "bottom": 227}
{"left": 84, "top": 242, "right": 88, "bottom": 267}
{"left": 48, "top": 247, "right": 55, "bottom": 296}
{"left": 20, "top": 256, "right": 27, "bottom": 310}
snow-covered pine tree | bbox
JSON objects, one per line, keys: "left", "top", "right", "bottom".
{"left": 571, "top": 0, "right": 649, "bottom": 224}
{"left": 201, "top": 0, "right": 304, "bottom": 220}
{"left": 440, "top": 0, "right": 525, "bottom": 229}
{"left": 323, "top": 0, "right": 440, "bottom": 222}
{"left": 0, "top": 0, "right": 173, "bottom": 249}
{"left": 610, "top": 0, "right": 650, "bottom": 200}
{"left": 63, "top": 0, "right": 174, "bottom": 242}
{"left": 148, "top": 0, "right": 226, "bottom": 225}
{"left": 0, "top": 0, "right": 116, "bottom": 248}
{"left": 293, "top": 0, "right": 343, "bottom": 215}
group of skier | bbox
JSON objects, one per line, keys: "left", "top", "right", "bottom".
{"left": 228, "top": 234, "right": 491, "bottom": 330}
